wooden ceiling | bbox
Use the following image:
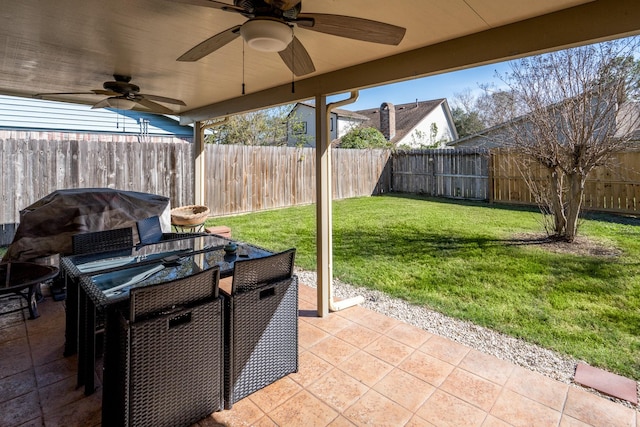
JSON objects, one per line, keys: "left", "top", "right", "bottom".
{"left": 1, "top": 0, "right": 639, "bottom": 124}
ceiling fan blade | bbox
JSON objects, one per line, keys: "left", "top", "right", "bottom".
{"left": 137, "top": 98, "right": 175, "bottom": 114}
{"left": 35, "top": 90, "right": 117, "bottom": 98}
{"left": 91, "top": 98, "right": 111, "bottom": 109}
{"left": 278, "top": 36, "right": 315, "bottom": 76}
{"left": 177, "top": 25, "right": 241, "bottom": 61}
{"left": 296, "top": 13, "right": 406, "bottom": 45}
{"left": 165, "top": 0, "right": 245, "bottom": 14}
{"left": 140, "top": 94, "right": 187, "bottom": 106}
{"left": 92, "top": 89, "right": 120, "bottom": 96}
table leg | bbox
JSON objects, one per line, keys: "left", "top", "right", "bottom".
{"left": 64, "top": 276, "right": 78, "bottom": 356}
{"left": 84, "top": 299, "right": 96, "bottom": 396}
{"left": 77, "top": 287, "right": 87, "bottom": 388}
{"left": 26, "top": 284, "right": 40, "bottom": 319}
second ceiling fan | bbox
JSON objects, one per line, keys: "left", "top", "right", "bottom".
{"left": 172, "top": 0, "right": 406, "bottom": 76}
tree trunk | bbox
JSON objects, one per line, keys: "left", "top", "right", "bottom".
{"left": 564, "top": 173, "right": 586, "bottom": 242}
{"left": 549, "top": 168, "right": 567, "bottom": 237}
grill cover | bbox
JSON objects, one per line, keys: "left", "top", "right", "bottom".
{"left": 2, "top": 188, "right": 171, "bottom": 261}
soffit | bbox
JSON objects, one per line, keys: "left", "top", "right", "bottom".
{"left": 0, "top": 0, "right": 637, "bottom": 123}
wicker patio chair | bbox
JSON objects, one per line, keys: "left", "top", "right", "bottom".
{"left": 103, "top": 266, "right": 224, "bottom": 427}
{"left": 223, "top": 248, "right": 298, "bottom": 408}
{"left": 72, "top": 227, "right": 134, "bottom": 255}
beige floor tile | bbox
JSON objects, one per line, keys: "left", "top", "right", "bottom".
{"left": 504, "top": 366, "right": 569, "bottom": 411}
{"left": 309, "top": 335, "right": 359, "bottom": 366}
{"left": 33, "top": 356, "right": 78, "bottom": 388}
{"left": 0, "top": 369, "right": 36, "bottom": 403}
{"left": 299, "top": 320, "right": 331, "bottom": 349}
{"left": 327, "top": 415, "right": 357, "bottom": 426}
{"left": 351, "top": 310, "right": 401, "bottom": 334}
{"left": 563, "top": 387, "right": 637, "bottom": 427}
{"left": 298, "top": 284, "right": 318, "bottom": 303}
{"left": 363, "top": 335, "right": 414, "bottom": 366}
{"left": 440, "top": 367, "right": 503, "bottom": 412}
{"left": 338, "top": 350, "right": 393, "bottom": 387}
{"left": 41, "top": 391, "right": 102, "bottom": 427}
{"left": 307, "top": 368, "right": 369, "bottom": 412}
{"left": 405, "top": 414, "right": 438, "bottom": 426}
{"left": 248, "top": 376, "right": 303, "bottom": 414}
{"left": 0, "top": 391, "right": 42, "bottom": 427}
{"left": 559, "top": 414, "right": 593, "bottom": 427}
{"left": 306, "top": 312, "right": 355, "bottom": 335}
{"left": 459, "top": 349, "right": 515, "bottom": 385}
{"left": 210, "top": 397, "right": 265, "bottom": 426}
{"left": 419, "top": 334, "right": 470, "bottom": 365}
{"left": 0, "top": 336, "right": 29, "bottom": 359}
{"left": 482, "top": 415, "right": 513, "bottom": 427}
{"left": 269, "top": 390, "right": 339, "bottom": 427}
{"left": 343, "top": 389, "right": 413, "bottom": 427}
{"left": 289, "top": 350, "right": 334, "bottom": 388}
{"left": 415, "top": 389, "right": 487, "bottom": 427}
{"left": 0, "top": 351, "right": 32, "bottom": 381}
{"left": 0, "top": 323, "right": 26, "bottom": 344}
{"left": 334, "top": 322, "right": 383, "bottom": 349}
{"left": 28, "top": 330, "right": 66, "bottom": 367}
{"left": 373, "top": 368, "right": 435, "bottom": 412}
{"left": 399, "top": 350, "right": 455, "bottom": 387}
{"left": 490, "top": 388, "right": 561, "bottom": 427}
{"left": 385, "top": 322, "right": 433, "bottom": 349}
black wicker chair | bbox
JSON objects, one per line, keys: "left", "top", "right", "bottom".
{"left": 65, "top": 227, "right": 135, "bottom": 358}
{"left": 72, "top": 227, "right": 134, "bottom": 255}
{"left": 223, "top": 248, "right": 298, "bottom": 408}
{"left": 103, "top": 266, "right": 224, "bottom": 427}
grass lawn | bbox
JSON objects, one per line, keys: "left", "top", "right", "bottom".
{"left": 206, "top": 194, "right": 640, "bottom": 380}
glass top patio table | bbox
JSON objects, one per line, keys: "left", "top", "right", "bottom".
{"left": 77, "top": 238, "right": 272, "bottom": 308}
{"left": 63, "top": 233, "right": 274, "bottom": 396}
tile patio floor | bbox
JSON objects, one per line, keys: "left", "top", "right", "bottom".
{"left": 0, "top": 282, "right": 638, "bottom": 427}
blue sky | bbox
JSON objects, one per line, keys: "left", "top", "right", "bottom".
{"left": 328, "top": 61, "right": 512, "bottom": 111}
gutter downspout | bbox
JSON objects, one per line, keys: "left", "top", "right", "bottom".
{"left": 325, "top": 91, "right": 365, "bottom": 312}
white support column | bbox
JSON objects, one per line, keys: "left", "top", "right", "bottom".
{"left": 315, "top": 95, "right": 331, "bottom": 318}
{"left": 194, "top": 121, "right": 205, "bottom": 206}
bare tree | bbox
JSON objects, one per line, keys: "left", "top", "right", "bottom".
{"left": 498, "top": 37, "right": 640, "bottom": 242}
{"left": 204, "top": 104, "right": 295, "bottom": 146}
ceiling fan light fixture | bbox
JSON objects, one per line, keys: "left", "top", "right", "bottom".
{"left": 107, "top": 97, "right": 136, "bottom": 110}
{"left": 240, "top": 18, "right": 292, "bottom": 52}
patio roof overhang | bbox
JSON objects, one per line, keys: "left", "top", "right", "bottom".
{"left": 2, "top": 0, "right": 640, "bottom": 316}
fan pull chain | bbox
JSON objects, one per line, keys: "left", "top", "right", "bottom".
{"left": 242, "top": 40, "right": 246, "bottom": 95}
{"left": 291, "top": 26, "right": 295, "bottom": 94}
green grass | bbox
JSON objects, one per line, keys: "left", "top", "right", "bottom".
{"left": 206, "top": 194, "right": 640, "bottom": 380}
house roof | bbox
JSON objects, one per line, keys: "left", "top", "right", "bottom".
{"left": 292, "top": 102, "right": 369, "bottom": 121}
{"left": 355, "top": 99, "right": 447, "bottom": 144}
{"left": 0, "top": 95, "right": 192, "bottom": 137}
{"left": 448, "top": 99, "right": 640, "bottom": 147}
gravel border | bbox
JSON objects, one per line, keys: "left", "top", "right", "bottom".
{"left": 295, "top": 269, "right": 639, "bottom": 411}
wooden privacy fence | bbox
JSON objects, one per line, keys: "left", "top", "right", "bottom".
{"left": 0, "top": 138, "right": 194, "bottom": 245}
{"left": 491, "top": 149, "right": 640, "bottom": 214}
{"left": 204, "top": 144, "right": 391, "bottom": 216}
{"left": 392, "top": 149, "right": 490, "bottom": 199}
{"left": 3, "top": 138, "right": 639, "bottom": 245}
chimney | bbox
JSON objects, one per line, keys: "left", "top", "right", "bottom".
{"left": 380, "top": 102, "right": 395, "bottom": 141}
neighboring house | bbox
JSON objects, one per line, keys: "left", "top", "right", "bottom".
{"left": 286, "top": 102, "right": 369, "bottom": 147}
{"left": 286, "top": 98, "right": 458, "bottom": 149}
{"left": 353, "top": 99, "right": 458, "bottom": 148}
{"left": 449, "top": 100, "right": 640, "bottom": 149}
{"left": 0, "top": 95, "right": 194, "bottom": 143}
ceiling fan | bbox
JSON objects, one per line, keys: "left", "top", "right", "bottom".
{"left": 172, "top": 0, "right": 406, "bottom": 76}
{"left": 34, "top": 75, "right": 186, "bottom": 114}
